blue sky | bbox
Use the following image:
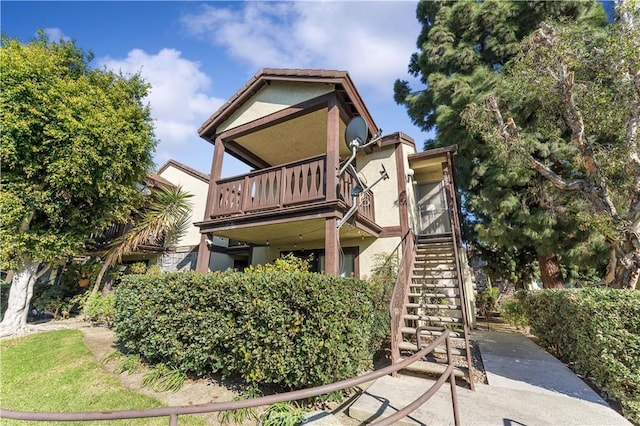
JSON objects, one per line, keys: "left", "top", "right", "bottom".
{"left": 1, "top": 1, "right": 427, "bottom": 177}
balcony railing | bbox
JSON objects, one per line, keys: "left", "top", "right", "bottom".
{"left": 212, "top": 155, "right": 375, "bottom": 223}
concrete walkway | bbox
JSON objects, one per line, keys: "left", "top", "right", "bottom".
{"left": 348, "top": 330, "right": 631, "bottom": 425}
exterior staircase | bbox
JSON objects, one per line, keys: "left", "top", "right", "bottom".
{"left": 391, "top": 232, "right": 475, "bottom": 389}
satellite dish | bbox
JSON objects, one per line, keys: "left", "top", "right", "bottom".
{"left": 345, "top": 116, "right": 368, "bottom": 150}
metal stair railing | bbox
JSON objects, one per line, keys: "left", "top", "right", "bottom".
{"left": 442, "top": 159, "right": 475, "bottom": 391}
{"left": 0, "top": 330, "right": 460, "bottom": 426}
{"left": 389, "top": 229, "right": 416, "bottom": 365}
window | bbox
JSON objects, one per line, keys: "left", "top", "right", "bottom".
{"left": 282, "top": 248, "right": 358, "bottom": 277}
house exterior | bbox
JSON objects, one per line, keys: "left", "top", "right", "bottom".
{"left": 194, "top": 69, "right": 417, "bottom": 277}
{"left": 191, "top": 68, "right": 476, "bottom": 384}
{"left": 155, "top": 160, "right": 218, "bottom": 272}
{"left": 90, "top": 161, "right": 224, "bottom": 272}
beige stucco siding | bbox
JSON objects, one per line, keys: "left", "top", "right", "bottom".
{"left": 356, "top": 147, "right": 401, "bottom": 228}
{"left": 218, "top": 81, "right": 334, "bottom": 132}
{"left": 343, "top": 236, "right": 402, "bottom": 278}
{"left": 402, "top": 144, "right": 420, "bottom": 232}
{"left": 158, "top": 165, "right": 209, "bottom": 247}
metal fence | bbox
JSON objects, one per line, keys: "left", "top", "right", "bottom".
{"left": 1, "top": 329, "right": 460, "bottom": 425}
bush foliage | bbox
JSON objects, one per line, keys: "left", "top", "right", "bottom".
{"left": 114, "top": 267, "right": 383, "bottom": 389}
{"left": 83, "top": 292, "right": 116, "bottom": 326}
{"left": 503, "top": 288, "right": 640, "bottom": 422}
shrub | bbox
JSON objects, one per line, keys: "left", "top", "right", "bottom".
{"left": 83, "top": 293, "right": 116, "bottom": 326}
{"left": 128, "top": 262, "right": 148, "bottom": 275}
{"left": 142, "top": 363, "right": 186, "bottom": 392}
{"left": 114, "top": 269, "right": 381, "bottom": 390}
{"left": 244, "top": 253, "right": 311, "bottom": 273}
{"left": 504, "top": 288, "right": 640, "bottom": 423}
{"left": 31, "top": 267, "right": 87, "bottom": 319}
{"left": 476, "top": 286, "right": 500, "bottom": 319}
{"left": 367, "top": 253, "right": 398, "bottom": 351}
{"left": 259, "top": 402, "right": 305, "bottom": 426}
{"left": 499, "top": 292, "right": 529, "bottom": 330}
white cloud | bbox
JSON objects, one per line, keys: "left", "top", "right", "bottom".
{"left": 98, "top": 49, "right": 225, "bottom": 167}
{"left": 41, "top": 27, "right": 70, "bottom": 42}
{"left": 181, "top": 1, "right": 420, "bottom": 98}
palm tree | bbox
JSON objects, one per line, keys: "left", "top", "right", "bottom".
{"left": 91, "top": 185, "right": 193, "bottom": 293}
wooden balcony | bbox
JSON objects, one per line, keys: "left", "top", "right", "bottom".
{"left": 210, "top": 154, "right": 375, "bottom": 224}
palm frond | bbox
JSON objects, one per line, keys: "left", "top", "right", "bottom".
{"left": 104, "top": 186, "right": 193, "bottom": 265}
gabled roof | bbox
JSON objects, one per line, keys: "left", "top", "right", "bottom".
{"left": 198, "top": 68, "right": 378, "bottom": 140}
{"left": 157, "top": 159, "right": 210, "bottom": 184}
{"left": 145, "top": 172, "right": 175, "bottom": 189}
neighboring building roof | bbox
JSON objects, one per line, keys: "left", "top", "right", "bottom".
{"left": 157, "top": 159, "right": 210, "bottom": 184}
{"left": 198, "top": 68, "right": 378, "bottom": 140}
{"left": 378, "top": 132, "right": 416, "bottom": 150}
{"left": 408, "top": 144, "right": 458, "bottom": 162}
{"left": 145, "top": 172, "right": 175, "bottom": 189}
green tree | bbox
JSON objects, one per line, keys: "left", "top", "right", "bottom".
{"left": 394, "top": 0, "right": 608, "bottom": 287}
{"left": 0, "top": 34, "right": 156, "bottom": 335}
{"left": 463, "top": 1, "right": 640, "bottom": 289}
{"left": 92, "top": 185, "right": 193, "bottom": 294}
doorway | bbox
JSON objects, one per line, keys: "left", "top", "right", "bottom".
{"left": 416, "top": 181, "right": 451, "bottom": 235}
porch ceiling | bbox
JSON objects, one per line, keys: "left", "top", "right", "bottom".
{"left": 212, "top": 219, "right": 371, "bottom": 247}
{"left": 409, "top": 155, "right": 447, "bottom": 183}
{"left": 232, "top": 110, "right": 351, "bottom": 167}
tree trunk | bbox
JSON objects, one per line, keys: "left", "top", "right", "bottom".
{"left": 92, "top": 261, "right": 111, "bottom": 294}
{"left": 538, "top": 254, "right": 565, "bottom": 289}
{"left": 0, "top": 261, "right": 49, "bottom": 337}
{"left": 605, "top": 245, "right": 639, "bottom": 290}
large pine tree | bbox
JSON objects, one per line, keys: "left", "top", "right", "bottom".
{"left": 394, "top": 0, "right": 608, "bottom": 287}
{"left": 463, "top": 4, "right": 640, "bottom": 289}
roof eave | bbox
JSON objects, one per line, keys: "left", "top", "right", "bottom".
{"left": 198, "top": 68, "right": 378, "bottom": 142}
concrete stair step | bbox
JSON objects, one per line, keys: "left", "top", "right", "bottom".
{"left": 410, "top": 282, "right": 458, "bottom": 289}
{"left": 414, "top": 257, "right": 455, "bottom": 262}
{"left": 403, "top": 314, "right": 463, "bottom": 323}
{"left": 416, "top": 243, "right": 454, "bottom": 249}
{"left": 411, "top": 274, "right": 458, "bottom": 281}
{"left": 398, "top": 341, "right": 466, "bottom": 356}
{"left": 405, "top": 302, "right": 462, "bottom": 310}
{"left": 416, "top": 234, "right": 454, "bottom": 244}
{"left": 400, "top": 326, "right": 464, "bottom": 338}
{"left": 407, "top": 292, "right": 459, "bottom": 299}
{"left": 415, "top": 254, "right": 455, "bottom": 259}
{"left": 415, "top": 250, "right": 453, "bottom": 256}
{"left": 398, "top": 358, "right": 468, "bottom": 378}
{"left": 412, "top": 262, "right": 456, "bottom": 268}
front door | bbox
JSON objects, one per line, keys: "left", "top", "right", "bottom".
{"left": 417, "top": 181, "right": 451, "bottom": 235}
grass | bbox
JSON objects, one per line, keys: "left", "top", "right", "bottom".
{"left": 0, "top": 329, "right": 206, "bottom": 426}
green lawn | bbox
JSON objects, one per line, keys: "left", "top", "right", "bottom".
{"left": 0, "top": 329, "right": 206, "bottom": 426}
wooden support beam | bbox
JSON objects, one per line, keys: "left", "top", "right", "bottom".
{"left": 324, "top": 217, "right": 339, "bottom": 275}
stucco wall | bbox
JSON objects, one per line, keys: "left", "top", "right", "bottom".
{"left": 158, "top": 165, "right": 209, "bottom": 247}
{"left": 356, "top": 146, "right": 401, "bottom": 228}
{"left": 160, "top": 248, "right": 198, "bottom": 272}
{"left": 402, "top": 144, "right": 420, "bottom": 233}
{"left": 218, "top": 82, "right": 334, "bottom": 132}
{"left": 348, "top": 236, "right": 402, "bottom": 278}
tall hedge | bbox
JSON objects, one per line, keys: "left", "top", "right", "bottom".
{"left": 509, "top": 288, "right": 640, "bottom": 422}
{"left": 114, "top": 270, "right": 381, "bottom": 389}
